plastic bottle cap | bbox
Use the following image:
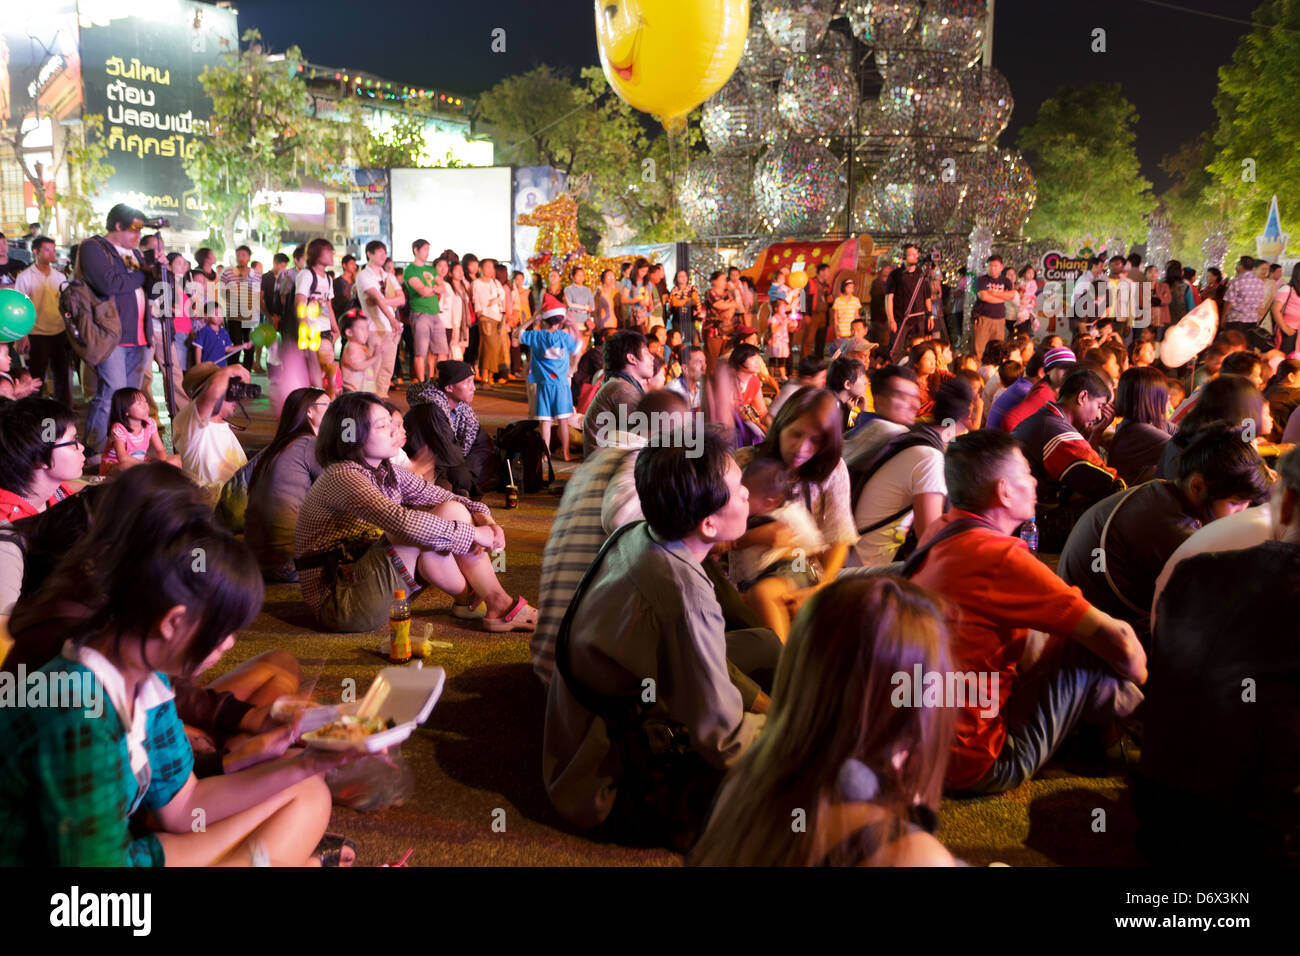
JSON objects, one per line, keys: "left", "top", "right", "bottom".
{"left": 395, "top": 589, "right": 406, "bottom": 600}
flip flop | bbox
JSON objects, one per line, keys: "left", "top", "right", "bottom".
{"left": 483, "top": 596, "right": 538, "bottom": 633}
{"left": 452, "top": 599, "right": 487, "bottom": 620}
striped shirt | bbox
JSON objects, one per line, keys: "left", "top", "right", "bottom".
{"left": 832, "top": 295, "right": 862, "bottom": 338}
{"left": 1012, "top": 402, "right": 1124, "bottom": 504}
{"left": 294, "top": 459, "right": 489, "bottom": 613}
{"left": 532, "top": 443, "right": 641, "bottom": 685}
{"left": 219, "top": 266, "right": 261, "bottom": 322}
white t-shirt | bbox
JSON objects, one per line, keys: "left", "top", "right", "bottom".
{"left": 174, "top": 401, "right": 248, "bottom": 506}
{"left": 355, "top": 263, "right": 391, "bottom": 333}
{"left": 295, "top": 268, "right": 333, "bottom": 332}
{"left": 852, "top": 445, "right": 946, "bottom": 567}
{"left": 0, "top": 522, "right": 23, "bottom": 618}
{"left": 1150, "top": 502, "right": 1274, "bottom": 631}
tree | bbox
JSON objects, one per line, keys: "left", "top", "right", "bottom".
{"left": 184, "top": 29, "right": 367, "bottom": 254}
{"left": 363, "top": 112, "right": 430, "bottom": 168}
{"left": 1206, "top": 0, "right": 1300, "bottom": 253}
{"left": 60, "top": 115, "right": 116, "bottom": 242}
{"left": 1156, "top": 135, "right": 1220, "bottom": 267}
{"left": 475, "top": 65, "right": 700, "bottom": 249}
{"left": 1017, "top": 83, "right": 1154, "bottom": 248}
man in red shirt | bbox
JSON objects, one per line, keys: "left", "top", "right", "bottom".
{"left": 905, "top": 430, "right": 1146, "bottom": 793}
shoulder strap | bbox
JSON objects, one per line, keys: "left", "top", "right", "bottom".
{"left": 900, "top": 515, "right": 995, "bottom": 579}
{"left": 850, "top": 427, "right": 946, "bottom": 533}
{"left": 554, "top": 520, "right": 646, "bottom": 723}
{"left": 1097, "top": 485, "right": 1149, "bottom": 615}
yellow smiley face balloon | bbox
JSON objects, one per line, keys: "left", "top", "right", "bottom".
{"left": 595, "top": 0, "right": 749, "bottom": 130}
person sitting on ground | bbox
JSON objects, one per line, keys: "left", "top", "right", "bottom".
{"left": 582, "top": 330, "right": 654, "bottom": 457}
{"left": 842, "top": 365, "right": 920, "bottom": 464}
{"left": 1264, "top": 358, "right": 1300, "bottom": 440}
{"left": 542, "top": 431, "right": 767, "bottom": 851}
{"left": 4, "top": 463, "right": 307, "bottom": 780}
{"left": 294, "top": 392, "right": 535, "bottom": 633}
{"left": 850, "top": 377, "right": 977, "bottom": 568}
{"left": 667, "top": 344, "right": 708, "bottom": 410}
{"left": 404, "top": 361, "right": 494, "bottom": 500}
{"left": 532, "top": 391, "right": 780, "bottom": 716}
{"left": 0, "top": 343, "right": 40, "bottom": 399}
{"left": 1156, "top": 374, "right": 1267, "bottom": 480}
{"left": 0, "top": 397, "right": 84, "bottom": 523}
{"left": 1137, "top": 447, "right": 1300, "bottom": 865}
{"left": 730, "top": 344, "right": 771, "bottom": 436}
{"left": 1012, "top": 365, "right": 1124, "bottom": 551}
{"left": 769, "top": 355, "right": 827, "bottom": 419}
{"left": 1173, "top": 347, "right": 1262, "bottom": 425}
{"left": 173, "top": 362, "right": 251, "bottom": 507}
{"left": 689, "top": 575, "right": 959, "bottom": 867}
{"left": 1105, "top": 367, "right": 1175, "bottom": 486}
{"left": 905, "top": 430, "right": 1147, "bottom": 794}
{"left": 1058, "top": 423, "right": 1271, "bottom": 644}
{"left": 521, "top": 296, "right": 585, "bottom": 461}
{"left": 826, "top": 356, "right": 869, "bottom": 434}
{"left": 829, "top": 317, "right": 872, "bottom": 361}
{"left": 100, "top": 387, "right": 181, "bottom": 475}
{"left": 0, "top": 502, "right": 364, "bottom": 866}
{"left": 245, "top": 387, "right": 329, "bottom": 582}
{"left": 1000, "top": 345, "right": 1079, "bottom": 432}
{"left": 731, "top": 457, "right": 826, "bottom": 642}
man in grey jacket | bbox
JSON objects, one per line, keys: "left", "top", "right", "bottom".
{"left": 543, "top": 430, "right": 765, "bottom": 848}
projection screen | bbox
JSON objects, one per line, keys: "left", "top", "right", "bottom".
{"left": 389, "top": 167, "right": 514, "bottom": 266}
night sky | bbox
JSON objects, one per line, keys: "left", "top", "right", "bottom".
{"left": 236, "top": 0, "right": 1253, "bottom": 191}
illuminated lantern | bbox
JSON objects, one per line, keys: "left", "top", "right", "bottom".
{"left": 595, "top": 0, "right": 749, "bottom": 130}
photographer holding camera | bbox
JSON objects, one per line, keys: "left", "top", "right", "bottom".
{"left": 79, "top": 204, "right": 168, "bottom": 465}
{"left": 173, "top": 361, "right": 257, "bottom": 506}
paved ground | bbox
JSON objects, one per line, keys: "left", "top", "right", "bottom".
{"left": 132, "top": 368, "right": 1141, "bottom": 866}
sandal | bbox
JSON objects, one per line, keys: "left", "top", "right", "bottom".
{"left": 483, "top": 596, "right": 538, "bottom": 633}
{"left": 314, "top": 833, "right": 357, "bottom": 867}
{"left": 452, "top": 599, "right": 487, "bottom": 620}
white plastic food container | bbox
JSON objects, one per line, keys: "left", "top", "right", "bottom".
{"left": 302, "top": 665, "right": 446, "bottom": 753}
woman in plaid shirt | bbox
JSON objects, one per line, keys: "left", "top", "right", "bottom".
{"left": 294, "top": 392, "right": 536, "bottom": 633}
{"left": 0, "top": 500, "right": 359, "bottom": 866}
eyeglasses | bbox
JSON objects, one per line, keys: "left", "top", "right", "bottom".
{"left": 51, "top": 438, "right": 84, "bottom": 450}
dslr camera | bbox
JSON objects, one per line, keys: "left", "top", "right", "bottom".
{"left": 226, "top": 380, "right": 261, "bottom": 402}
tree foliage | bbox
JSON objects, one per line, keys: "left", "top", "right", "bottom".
{"left": 475, "top": 65, "right": 700, "bottom": 249}
{"left": 61, "top": 115, "right": 116, "bottom": 241}
{"left": 1017, "top": 82, "right": 1154, "bottom": 248}
{"left": 1206, "top": 0, "right": 1300, "bottom": 252}
{"left": 184, "top": 29, "right": 366, "bottom": 254}
{"left": 363, "top": 112, "right": 430, "bottom": 169}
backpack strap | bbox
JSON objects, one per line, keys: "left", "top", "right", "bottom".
{"left": 850, "top": 426, "right": 946, "bottom": 535}
{"left": 1096, "top": 485, "right": 1150, "bottom": 616}
{"left": 554, "top": 520, "right": 647, "bottom": 725}
{"left": 899, "top": 515, "right": 997, "bottom": 580}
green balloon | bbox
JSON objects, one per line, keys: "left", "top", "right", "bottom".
{"left": 0, "top": 288, "right": 36, "bottom": 342}
{"left": 251, "top": 323, "right": 278, "bottom": 348}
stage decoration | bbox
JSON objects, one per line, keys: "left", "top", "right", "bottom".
{"left": 918, "top": 0, "right": 987, "bottom": 69}
{"left": 1202, "top": 221, "right": 1230, "bottom": 273}
{"left": 739, "top": 21, "right": 790, "bottom": 81}
{"left": 595, "top": 0, "right": 750, "bottom": 130}
{"left": 681, "top": 154, "right": 757, "bottom": 235}
{"left": 760, "top": 0, "right": 840, "bottom": 52}
{"left": 1256, "top": 194, "right": 1290, "bottom": 261}
{"left": 869, "top": 140, "right": 964, "bottom": 234}
{"left": 777, "top": 49, "right": 859, "bottom": 136}
{"left": 964, "top": 219, "right": 994, "bottom": 320}
{"left": 953, "top": 147, "right": 1036, "bottom": 236}
{"left": 689, "top": 246, "right": 730, "bottom": 290}
{"left": 516, "top": 192, "right": 639, "bottom": 285}
{"left": 959, "top": 66, "right": 1012, "bottom": 142}
{"left": 753, "top": 139, "right": 848, "bottom": 233}
{"left": 1144, "top": 215, "right": 1173, "bottom": 271}
{"left": 845, "top": 0, "right": 921, "bottom": 47}
{"left": 702, "top": 72, "right": 778, "bottom": 153}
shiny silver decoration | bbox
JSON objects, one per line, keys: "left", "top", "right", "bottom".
{"left": 869, "top": 139, "right": 965, "bottom": 234}
{"left": 1144, "top": 215, "right": 1173, "bottom": 269}
{"left": 680, "top": 154, "right": 757, "bottom": 236}
{"left": 760, "top": 0, "right": 840, "bottom": 54}
{"left": 953, "top": 147, "right": 1036, "bottom": 237}
{"left": 753, "top": 138, "right": 848, "bottom": 233}
{"left": 845, "top": 0, "right": 922, "bottom": 47}
{"left": 777, "top": 48, "right": 859, "bottom": 136}
{"left": 702, "top": 72, "right": 779, "bottom": 154}
{"left": 918, "top": 0, "right": 987, "bottom": 69}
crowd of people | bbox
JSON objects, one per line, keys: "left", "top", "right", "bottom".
{"left": 0, "top": 209, "right": 1295, "bottom": 867}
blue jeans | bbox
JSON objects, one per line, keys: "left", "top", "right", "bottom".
{"left": 86, "top": 344, "right": 151, "bottom": 454}
{"left": 960, "top": 639, "right": 1143, "bottom": 794}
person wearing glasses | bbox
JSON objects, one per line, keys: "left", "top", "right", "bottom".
{"left": 79, "top": 204, "right": 156, "bottom": 468}
{"left": 0, "top": 397, "right": 86, "bottom": 522}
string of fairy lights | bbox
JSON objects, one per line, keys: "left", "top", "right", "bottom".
{"left": 294, "top": 62, "right": 471, "bottom": 112}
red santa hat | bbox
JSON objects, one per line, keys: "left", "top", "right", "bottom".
{"left": 538, "top": 291, "right": 566, "bottom": 323}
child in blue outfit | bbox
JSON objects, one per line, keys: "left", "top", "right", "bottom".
{"left": 520, "top": 292, "right": 584, "bottom": 461}
{"left": 192, "top": 311, "right": 245, "bottom": 368}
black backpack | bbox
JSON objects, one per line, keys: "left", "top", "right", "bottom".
{"left": 495, "top": 420, "right": 554, "bottom": 493}
{"left": 847, "top": 424, "right": 947, "bottom": 559}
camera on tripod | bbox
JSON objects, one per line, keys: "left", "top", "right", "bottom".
{"left": 226, "top": 380, "right": 261, "bottom": 402}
